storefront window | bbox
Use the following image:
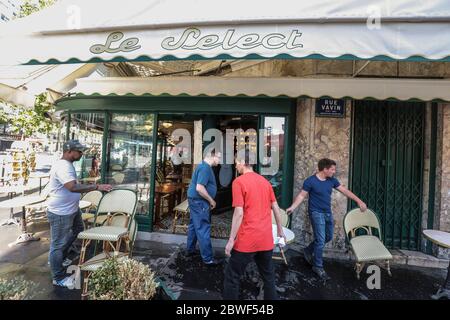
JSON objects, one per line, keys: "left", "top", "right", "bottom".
{"left": 107, "top": 113, "right": 155, "bottom": 216}
{"left": 261, "top": 116, "right": 285, "bottom": 203}
{"left": 69, "top": 113, "right": 105, "bottom": 183}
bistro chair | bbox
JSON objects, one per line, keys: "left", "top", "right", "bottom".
{"left": 80, "top": 190, "right": 103, "bottom": 229}
{"left": 271, "top": 208, "right": 290, "bottom": 265}
{"left": 24, "top": 182, "right": 51, "bottom": 224}
{"left": 172, "top": 199, "right": 189, "bottom": 233}
{"left": 111, "top": 172, "right": 125, "bottom": 184}
{"left": 77, "top": 189, "right": 137, "bottom": 299}
{"left": 87, "top": 189, "right": 136, "bottom": 227}
{"left": 79, "top": 216, "right": 138, "bottom": 299}
{"left": 343, "top": 208, "right": 393, "bottom": 279}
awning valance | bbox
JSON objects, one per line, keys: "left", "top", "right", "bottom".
{"left": 61, "top": 77, "right": 450, "bottom": 102}
{"left": 1, "top": 0, "right": 449, "bottom": 66}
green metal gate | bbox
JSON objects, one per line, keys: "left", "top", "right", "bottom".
{"left": 351, "top": 100, "right": 425, "bottom": 250}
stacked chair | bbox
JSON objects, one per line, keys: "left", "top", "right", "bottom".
{"left": 76, "top": 189, "right": 138, "bottom": 299}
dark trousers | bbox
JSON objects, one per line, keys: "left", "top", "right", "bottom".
{"left": 223, "top": 249, "right": 278, "bottom": 300}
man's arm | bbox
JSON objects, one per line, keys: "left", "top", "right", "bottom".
{"left": 272, "top": 201, "right": 286, "bottom": 241}
{"left": 286, "top": 190, "right": 308, "bottom": 215}
{"left": 196, "top": 184, "right": 216, "bottom": 209}
{"left": 64, "top": 180, "right": 112, "bottom": 193}
{"left": 225, "top": 207, "right": 244, "bottom": 256}
{"left": 336, "top": 185, "right": 367, "bottom": 211}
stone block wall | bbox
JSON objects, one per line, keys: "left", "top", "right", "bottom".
{"left": 436, "top": 103, "right": 450, "bottom": 259}
{"left": 291, "top": 98, "right": 352, "bottom": 250}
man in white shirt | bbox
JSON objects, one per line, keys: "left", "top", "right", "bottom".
{"left": 47, "top": 140, "right": 112, "bottom": 289}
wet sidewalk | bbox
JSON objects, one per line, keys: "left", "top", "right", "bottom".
{"left": 0, "top": 216, "right": 447, "bottom": 300}
{"left": 0, "top": 176, "right": 447, "bottom": 301}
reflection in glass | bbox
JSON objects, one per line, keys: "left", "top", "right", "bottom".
{"left": 261, "top": 117, "right": 285, "bottom": 203}
{"left": 107, "top": 114, "right": 154, "bottom": 216}
{"left": 70, "top": 113, "right": 104, "bottom": 183}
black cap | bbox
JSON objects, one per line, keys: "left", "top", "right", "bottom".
{"left": 63, "top": 140, "right": 88, "bottom": 152}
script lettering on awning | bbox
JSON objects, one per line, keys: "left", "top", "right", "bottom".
{"left": 90, "top": 32, "right": 141, "bottom": 54}
{"left": 161, "top": 27, "right": 303, "bottom": 51}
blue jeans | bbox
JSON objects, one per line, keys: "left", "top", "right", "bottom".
{"left": 187, "top": 198, "right": 213, "bottom": 263}
{"left": 305, "top": 211, "right": 334, "bottom": 268}
{"left": 47, "top": 209, "right": 84, "bottom": 281}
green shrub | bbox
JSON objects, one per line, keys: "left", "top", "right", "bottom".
{"left": 88, "top": 257, "right": 157, "bottom": 300}
{"left": 0, "top": 276, "right": 38, "bottom": 300}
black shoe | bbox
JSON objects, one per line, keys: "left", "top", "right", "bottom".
{"left": 303, "top": 249, "right": 313, "bottom": 266}
{"left": 312, "top": 267, "right": 331, "bottom": 281}
{"left": 183, "top": 250, "right": 200, "bottom": 257}
{"left": 203, "top": 258, "right": 223, "bottom": 267}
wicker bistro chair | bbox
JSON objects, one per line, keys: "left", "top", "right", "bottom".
{"left": 78, "top": 217, "right": 138, "bottom": 300}
{"left": 86, "top": 188, "right": 134, "bottom": 226}
{"left": 77, "top": 189, "right": 137, "bottom": 299}
{"left": 343, "top": 208, "right": 393, "bottom": 279}
{"left": 172, "top": 199, "right": 189, "bottom": 233}
{"left": 271, "top": 208, "right": 290, "bottom": 265}
{"left": 80, "top": 190, "right": 103, "bottom": 229}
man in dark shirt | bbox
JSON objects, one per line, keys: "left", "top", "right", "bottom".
{"left": 186, "top": 151, "right": 222, "bottom": 266}
{"left": 286, "top": 158, "right": 367, "bottom": 280}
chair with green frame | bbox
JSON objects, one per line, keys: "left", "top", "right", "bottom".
{"left": 78, "top": 216, "right": 139, "bottom": 300}
{"left": 80, "top": 190, "right": 103, "bottom": 229}
{"left": 343, "top": 208, "right": 393, "bottom": 279}
{"left": 77, "top": 189, "right": 138, "bottom": 299}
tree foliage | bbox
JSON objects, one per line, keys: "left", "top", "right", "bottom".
{"left": 18, "top": 0, "right": 58, "bottom": 18}
{"left": 1, "top": 0, "right": 59, "bottom": 138}
{"left": 0, "top": 94, "right": 55, "bottom": 138}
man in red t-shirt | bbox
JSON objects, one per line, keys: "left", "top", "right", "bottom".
{"left": 223, "top": 151, "right": 285, "bottom": 300}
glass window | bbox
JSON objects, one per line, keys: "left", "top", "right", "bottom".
{"left": 260, "top": 116, "right": 285, "bottom": 203}
{"left": 107, "top": 113, "right": 155, "bottom": 216}
{"left": 69, "top": 113, "right": 105, "bottom": 183}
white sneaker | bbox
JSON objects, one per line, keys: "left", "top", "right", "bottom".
{"left": 52, "top": 276, "right": 75, "bottom": 289}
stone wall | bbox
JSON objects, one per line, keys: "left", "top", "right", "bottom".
{"left": 291, "top": 98, "right": 352, "bottom": 250}
{"left": 436, "top": 103, "right": 450, "bottom": 259}
{"left": 228, "top": 60, "right": 449, "bottom": 257}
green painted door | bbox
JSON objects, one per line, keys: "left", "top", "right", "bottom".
{"left": 351, "top": 100, "right": 425, "bottom": 250}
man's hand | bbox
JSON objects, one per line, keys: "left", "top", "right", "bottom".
{"left": 358, "top": 201, "right": 367, "bottom": 212}
{"left": 225, "top": 238, "right": 234, "bottom": 257}
{"left": 97, "top": 184, "right": 113, "bottom": 192}
{"left": 286, "top": 206, "right": 294, "bottom": 215}
{"left": 209, "top": 199, "right": 216, "bottom": 210}
{"left": 277, "top": 228, "right": 286, "bottom": 244}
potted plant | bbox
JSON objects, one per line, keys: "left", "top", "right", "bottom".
{"left": 0, "top": 276, "right": 38, "bottom": 300}
{"left": 88, "top": 257, "right": 173, "bottom": 300}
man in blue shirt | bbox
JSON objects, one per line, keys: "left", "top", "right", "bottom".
{"left": 287, "top": 158, "right": 367, "bottom": 280}
{"left": 186, "top": 151, "right": 222, "bottom": 266}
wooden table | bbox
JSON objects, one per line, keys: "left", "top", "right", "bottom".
{"left": 0, "top": 195, "right": 46, "bottom": 246}
{"left": 29, "top": 172, "right": 50, "bottom": 194}
{"left": 154, "top": 183, "right": 182, "bottom": 228}
{"left": 422, "top": 229, "right": 450, "bottom": 300}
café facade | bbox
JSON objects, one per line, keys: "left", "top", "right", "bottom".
{"left": 1, "top": 0, "right": 450, "bottom": 258}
